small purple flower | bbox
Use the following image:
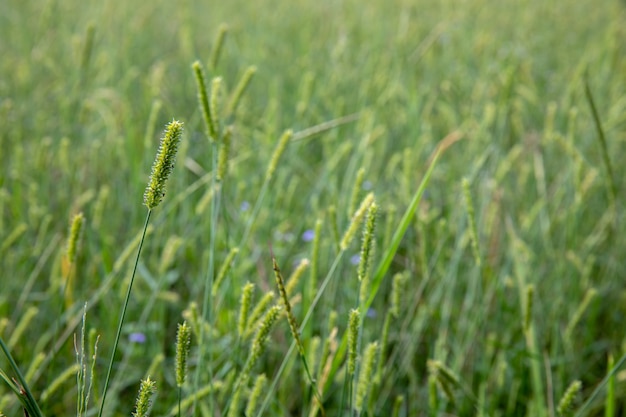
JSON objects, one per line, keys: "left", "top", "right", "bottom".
{"left": 240, "top": 201, "right": 251, "bottom": 212}
{"left": 362, "top": 180, "right": 373, "bottom": 191}
{"left": 128, "top": 332, "right": 146, "bottom": 344}
{"left": 366, "top": 308, "right": 377, "bottom": 318}
{"left": 302, "top": 229, "right": 315, "bottom": 242}
{"left": 350, "top": 254, "right": 361, "bottom": 265}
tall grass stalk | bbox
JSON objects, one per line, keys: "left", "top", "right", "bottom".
{"left": 272, "top": 255, "right": 325, "bottom": 414}
{"left": 97, "top": 120, "right": 183, "bottom": 417}
{"left": 191, "top": 59, "right": 223, "bottom": 416}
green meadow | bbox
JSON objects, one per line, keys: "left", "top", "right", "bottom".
{"left": 1, "top": 0, "right": 625, "bottom": 415}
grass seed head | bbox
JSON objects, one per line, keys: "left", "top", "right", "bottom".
{"left": 144, "top": 120, "right": 183, "bottom": 209}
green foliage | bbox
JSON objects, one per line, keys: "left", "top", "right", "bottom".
{"left": 1, "top": 0, "right": 626, "bottom": 416}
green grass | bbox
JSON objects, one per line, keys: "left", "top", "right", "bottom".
{"left": 1, "top": 0, "right": 626, "bottom": 415}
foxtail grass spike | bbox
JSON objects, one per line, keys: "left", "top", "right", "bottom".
{"left": 212, "top": 247, "right": 240, "bottom": 296}
{"left": 192, "top": 62, "right": 217, "bottom": 141}
{"left": 176, "top": 322, "right": 192, "bottom": 387}
{"left": 67, "top": 212, "right": 85, "bottom": 264}
{"left": 144, "top": 120, "right": 184, "bottom": 209}
{"left": 347, "top": 309, "right": 360, "bottom": 376}
{"left": 557, "top": 380, "right": 581, "bottom": 416}
{"left": 216, "top": 126, "right": 232, "bottom": 182}
{"left": 245, "top": 374, "right": 267, "bottom": 417}
{"left": 265, "top": 129, "right": 293, "bottom": 182}
{"left": 390, "top": 272, "right": 408, "bottom": 318}
{"left": 341, "top": 193, "right": 375, "bottom": 251}
{"left": 245, "top": 291, "right": 275, "bottom": 338}
{"left": 133, "top": 377, "right": 156, "bottom": 417}
{"left": 210, "top": 77, "right": 222, "bottom": 136}
{"left": 357, "top": 202, "right": 377, "bottom": 282}
{"left": 209, "top": 24, "right": 228, "bottom": 70}
{"left": 348, "top": 168, "right": 366, "bottom": 218}
{"left": 238, "top": 283, "right": 255, "bottom": 338}
{"left": 273, "top": 256, "right": 305, "bottom": 356}
{"left": 285, "top": 258, "right": 310, "bottom": 297}
{"left": 248, "top": 305, "right": 282, "bottom": 373}
{"left": 232, "top": 304, "right": 281, "bottom": 416}
{"left": 227, "top": 65, "right": 257, "bottom": 116}
{"left": 355, "top": 342, "right": 378, "bottom": 413}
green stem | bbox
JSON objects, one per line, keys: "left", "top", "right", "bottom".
{"left": 0, "top": 336, "right": 45, "bottom": 417}
{"left": 193, "top": 144, "right": 220, "bottom": 416}
{"left": 97, "top": 209, "right": 152, "bottom": 417}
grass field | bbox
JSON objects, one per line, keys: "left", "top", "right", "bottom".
{"left": 1, "top": 0, "right": 626, "bottom": 416}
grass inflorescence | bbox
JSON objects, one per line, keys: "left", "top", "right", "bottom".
{"left": 1, "top": 1, "right": 625, "bottom": 416}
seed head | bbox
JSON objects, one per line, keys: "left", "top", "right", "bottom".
{"left": 144, "top": 120, "right": 183, "bottom": 209}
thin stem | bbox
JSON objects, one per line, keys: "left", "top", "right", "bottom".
{"left": 178, "top": 386, "right": 182, "bottom": 417}
{"left": 97, "top": 209, "right": 152, "bottom": 417}
{"left": 193, "top": 143, "right": 220, "bottom": 415}
{"left": 0, "top": 336, "right": 45, "bottom": 417}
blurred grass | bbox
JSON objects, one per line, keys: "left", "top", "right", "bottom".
{"left": 1, "top": 0, "right": 626, "bottom": 415}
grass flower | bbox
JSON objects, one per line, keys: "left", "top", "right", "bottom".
{"left": 133, "top": 377, "right": 156, "bottom": 417}
{"left": 143, "top": 120, "right": 184, "bottom": 210}
{"left": 175, "top": 322, "right": 191, "bottom": 387}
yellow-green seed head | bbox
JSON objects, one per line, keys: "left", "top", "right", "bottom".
{"left": 192, "top": 62, "right": 216, "bottom": 141}
{"left": 557, "top": 380, "right": 581, "bottom": 416}
{"left": 216, "top": 126, "right": 233, "bottom": 181}
{"left": 341, "top": 193, "right": 375, "bottom": 251}
{"left": 347, "top": 308, "right": 361, "bottom": 376}
{"left": 67, "top": 212, "right": 85, "bottom": 264}
{"left": 250, "top": 305, "right": 282, "bottom": 369}
{"left": 357, "top": 202, "right": 378, "bottom": 282}
{"left": 210, "top": 77, "right": 222, "bottom": 136}
{"left": 265, "top": 130, "right": 293, "bottom": 181}
{"left": 246, "top": 291, "right": 276, "bottom": 338}
{"left": 390, "top": 272, "right": 408, "bottom": 318}
{"left": 245, "top": 374, "right": 267, "bottom": 417}
{"left": 144, "top": 120, "right": 183, "bottom": 209}
{"left": 212, "top": 246, "right": 240, "bottom": 296}
{"left": 226, "top": 65, "right": 257, "bottom": 116}
{"left": 348, "top": 167, "right": 366, "bottom": 218}
{"left": 355, "top": 342, "right": 379, "bottom": 412}
{"left": 285, "top": 258, "right": 310, "bottom": 297}
{"left": 273, "top": 257, "right": 305, "bottom": 356}
{"left": 175, "top": 322, "right": 191, "bottom": 387}
{"left": 209, "top": 23, "right": 229, "bottom": 70}
{"left": 133, "top": 377, "right": 156, "bottom": 417}
{"left": 238, "top": 282, "right": 255, "bottom": 338}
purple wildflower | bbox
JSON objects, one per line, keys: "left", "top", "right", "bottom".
{"left": 350, "top": 254, "right": 361, "bottom": 265}
{"left": 129, "top": 332, "right": 146, "bottom": 344}
{"left": 302, "top": 229, "right": 315, "bottom": 242}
